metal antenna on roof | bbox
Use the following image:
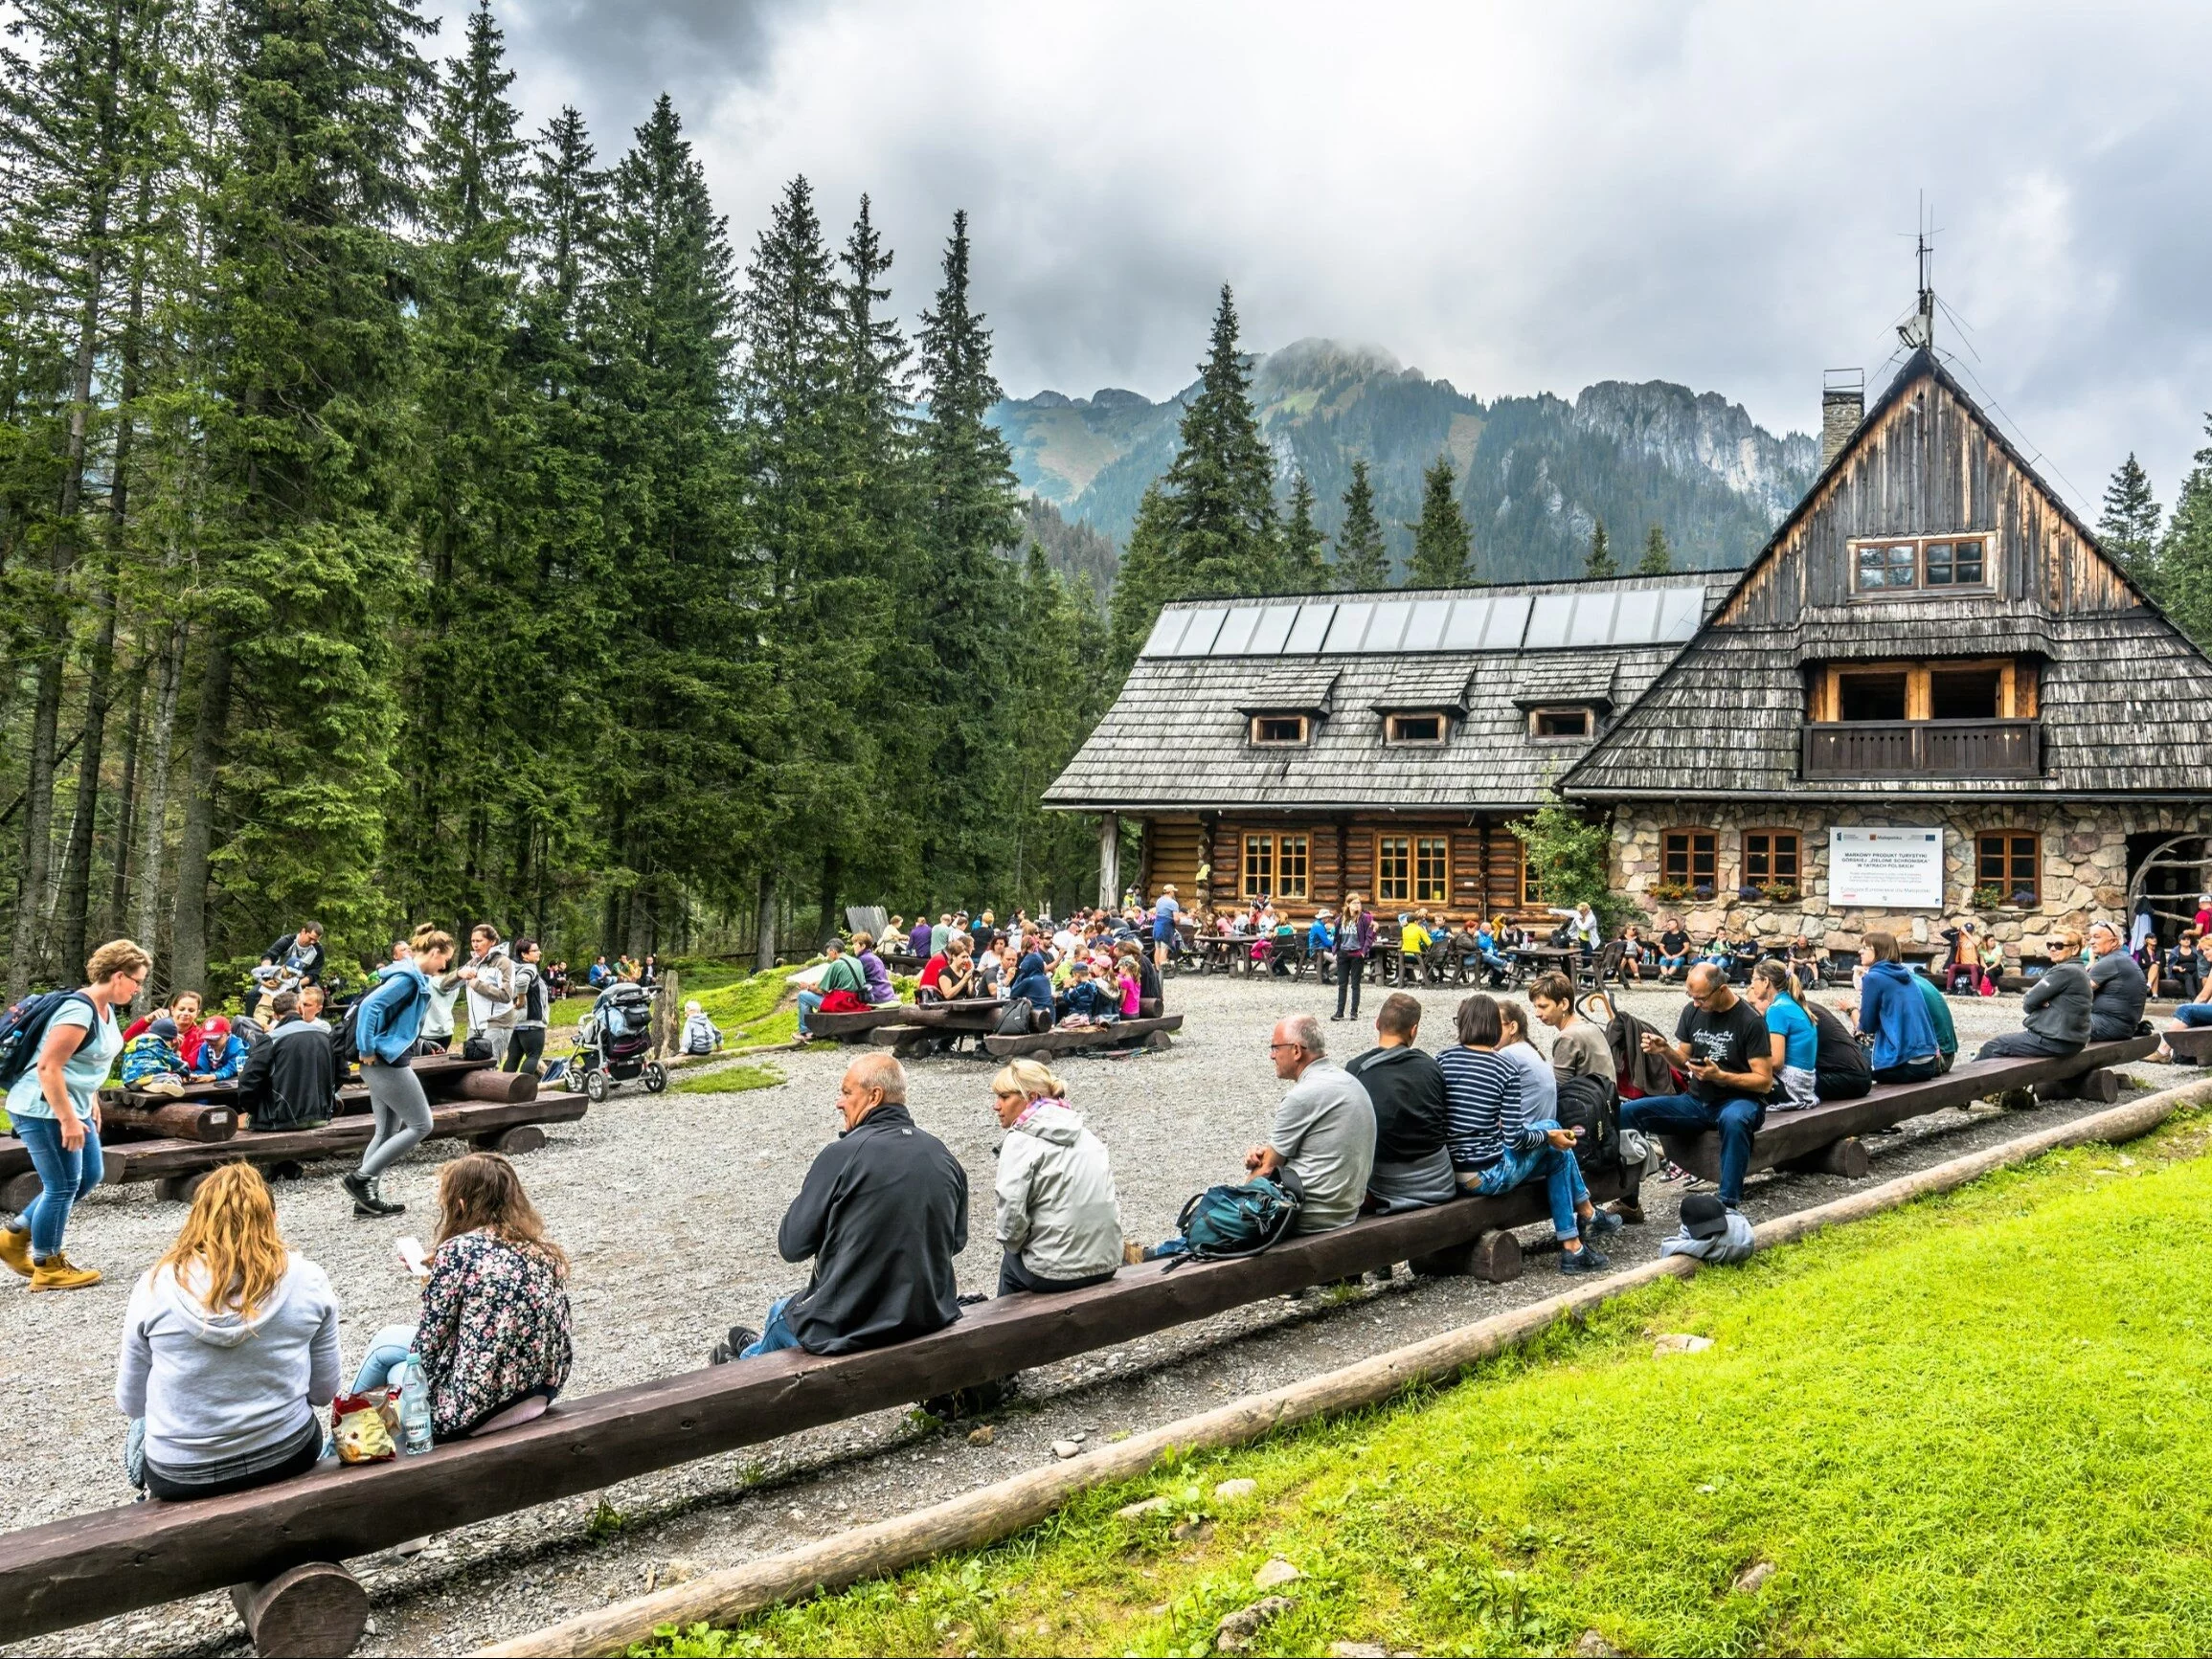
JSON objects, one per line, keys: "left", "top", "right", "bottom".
{"left": 1897, "top": 196, "right": 1937, "bottom": 352}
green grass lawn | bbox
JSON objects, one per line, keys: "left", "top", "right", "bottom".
{"left": 547, "top": 959, "right": 811, "bottom": 1053}
{"left": 669, "top": 1061, "right": 786, "bottom": 1097}
{"left": 643, "top": 1114, "right": 2212, "bottom": 1658}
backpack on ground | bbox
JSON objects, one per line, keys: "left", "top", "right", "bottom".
{"left": 993, "top": 998, "right": 1034, "bottom": 1037}
{"left": 0, "top": 990, "right": 94, "bottom": 1090}
{"left": 1553, "top": 1069, "right": 1621, "bottom": 1175}
{"left": 1162, "top": 1172, "right": 1302, "bottom": 1268}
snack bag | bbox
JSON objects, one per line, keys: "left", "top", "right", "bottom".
{"left": 332, "top": 1392, "right": 396, "bottom": 1464}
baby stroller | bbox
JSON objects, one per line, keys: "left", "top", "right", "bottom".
{"left": 563, "top": 981, "right": 667, "bottom": 1103}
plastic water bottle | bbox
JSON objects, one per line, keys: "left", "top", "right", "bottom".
{"left": 397, "top": 1353, "right": 433, "bottom": 1455}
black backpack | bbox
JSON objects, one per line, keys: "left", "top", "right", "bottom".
{"left": 1553, "top": 1070, "right": 1621, "bottom": 1174}
{"left": 994, "top": 998, "right": 1036, "bottom": 1037}
{"left": 333, "top": 976, "right": 424, "bottom": 1069}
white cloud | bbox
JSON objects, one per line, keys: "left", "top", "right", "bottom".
{"left": 447, "top": 0, "right": 2212, "bottom": 510}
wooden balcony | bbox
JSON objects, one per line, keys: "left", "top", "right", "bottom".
{"left": 1802, "top": 718, "right": 2043, "bottom": 781}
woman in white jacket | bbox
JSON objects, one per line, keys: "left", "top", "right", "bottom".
{"left": 990, "top": 1060, "right": 1124, "bottom": 1294}
{"left": 116, "top": 1164, "right": 340, "bottom": 1500}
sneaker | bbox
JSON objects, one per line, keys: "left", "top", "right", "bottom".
{"left": 1580, "top": 1208, "right": 1626, "bottom": 1242}
{"left": 341, "top": 1171, "right": 373, "bottom": 1212}
{"left": 710, "top": 1325, "right": 759, "bottom": 1365}
{"left": 29, "top": 1251, "right": 102, "bottom": 1291}
{"left": 1557, "top": 1244, "right": 1610, "bottom": 1276}
{"left": 1659, "top": 1161, "right": 1693, "bottom": 1184}
{"left": 1683, "top": 1176, "right": 1721, "bottom": 1196}
{"left": 0, "top": 1225, "right": 31, "bottom": 1279}
{"left": 350, "top": 1177, "right": 404, "bottom": 1219}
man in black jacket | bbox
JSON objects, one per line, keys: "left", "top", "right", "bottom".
{"left": 711, "top": 1053, "right": 968, "bottom": 1363}
{"left": 236, "top": 991, "right": 340, "bottom": 1131}
{"left": 1345, "top": 992, "right": 1455, "bottom": 1213}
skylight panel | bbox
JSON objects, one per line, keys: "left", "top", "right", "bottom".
{"left": 1141, "top": 610, "right": 1190, "bottom": 657}
{"left": 1361, "top": 601, "right": 1411, "bottom": 652}
{"left": 1567, "top": 590, "right": 1619, "bottom": 646}
{"left": 1401, "top": 598, "right": 1452, "bottom": 651}
{"left": 1247, "top": 605, "right": 1297, "bottom": 655}
{"left": 1483, "top": 593, "right": 1532, "bottom": 647}
{"left": 1659, "top": 586, "right": 1704, "bottom": 639}
{"left": 1322, "top": 601, "right": 1374, "bottom": 653}
{"left": 1524, "top": 593, "right": 1574, "bottom": 649}
{"left": 1211, "top": 605, "right": 1264, "bottom": 656}
{"left": 1441, "top": 596, "right": 1492, "bottom": 649}
{"left": 1173, "top": 608, "right": 1226, "bottom": 655}
{"left": 1611, "top": 587, "right": 1661, "bottom": 643}
{"left": 1284, "top": 602, "right": 1335, "bottom": 654}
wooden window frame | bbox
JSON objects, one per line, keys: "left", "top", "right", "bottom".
{"left": 1249, "top": 714, "right": 1310, "bottom": 747}
{"left": 1527, "top": 706, "right": 1595, "bottom": 741}
{"left": 1276, "top": 833, "right": 1310, "bottom": 901}
{"left": 1383, "top": 711, "right": 1449, "bottom": 747}
{"left": 1847, "top": 533, "right": 1996, "bottom": 598}
{"left": 1809, "top": 659, "right": 2038, "bottom": 723}
{"left": 1661, "top": 827, "right": 1721, "bottom": 893}
{"left": 1743, "top": 827, "right": 1801, "bottom": 886}
{"left": 1241, "top": 833, "right": 1274, "bottom": 899}
{"left": 1375, "top": 835, "right": 1411, "bottom": 904}
{"left": 1975, "top": 830, "right": 2041, "bottom": 907}
{"left": 1414, "top": 837, "right": 1450, "bottom": 905}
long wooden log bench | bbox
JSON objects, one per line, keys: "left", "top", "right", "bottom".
{"left": 982, "top": 1013, "right": 1184, "bottom": 1059}
{"left": 2161, "top": 1024, "right": 2212, "bottom": 1064}
{"left": 1654, "top": 1036, "right": 2156, "bottom": 1182}
{"left": 0, "top": 1095, "right": 586, "bottom": 1210}
{"left": 0, "top": 1161, "right": 1634, "bottom": 1655}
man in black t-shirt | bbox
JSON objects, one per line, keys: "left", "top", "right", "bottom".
{"left": 1621, "top": 964, "right": 1775, "bottom": 1208}
{"left": 1656, "top": 920, "right": 1692, "bottom": 983}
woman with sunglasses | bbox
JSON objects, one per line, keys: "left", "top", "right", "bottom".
{"left": 1, "top": 939, "right": 151, "bottom": 1290}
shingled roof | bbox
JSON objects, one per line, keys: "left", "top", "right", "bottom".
{"left": 1046, "top": 572, "right": 1735, "bottom": 815}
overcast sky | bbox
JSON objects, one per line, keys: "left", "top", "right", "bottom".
{"left": 447, "top": 0, "right": 2212, "bottom": 515}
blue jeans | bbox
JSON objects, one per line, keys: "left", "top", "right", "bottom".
{"left": 1620, "top": 1091, "right": 1767, "bottom": 1204}
{"left": 2176, "top": 1005, "right": 2212, "bottom": 1028}
{"left": 740, "top": 1295, "right": 803, "bottom": 1359}
{"left": 351, "top": 1323, "right": 419, "bottom": 1394}
{"left": 1462, "top": 1119, "right": 1588, "bottom": 1241}
{"left": 796, "top": 990, "right": 824, "bottom": 1037}
{"left": 11, "top": 1114, "right": 104, "bottom": 1259}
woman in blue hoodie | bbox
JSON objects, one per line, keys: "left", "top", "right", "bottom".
{"left": 342, "top": 928, "right": 458, "bottom": 1220}
{"left": 1851, "top": 931, "right": 1943, "bottom": 1084}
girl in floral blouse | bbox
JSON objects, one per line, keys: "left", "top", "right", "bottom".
{"left": 350, "top": 1154, "right": 573, "bottom": 1442}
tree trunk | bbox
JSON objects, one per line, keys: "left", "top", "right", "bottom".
{"left": 817, "top": 849, "right": 841, "bottom": 949}
{"left": 106, "top": 650, "right": 147, "bottom": 940}
{"left": 169, "top": 639, "right": 232, "bottom": 995}
{"left": 56, "top": 572, "right": 121, "bottom": 975}
{"left": 7, "top": 656, "right": 63, "bottom": 998}
{"left": 754, "top": 868, "right": 777, "bottom": 973}
{"left": 131, "top": 617, "right": 184, "bottom": 953}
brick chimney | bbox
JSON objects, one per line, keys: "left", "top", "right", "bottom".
{"left": 1821, "top": 369, "right": 1864, "bottom": 469}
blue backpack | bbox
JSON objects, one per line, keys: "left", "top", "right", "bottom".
{"left": 1162, "top": 1173, "right": 1302, "bottom": 1268}
{"left": 0, "top": 990, "right": 95, "bottom": 1090}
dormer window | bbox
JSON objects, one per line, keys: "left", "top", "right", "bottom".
{"left": 1249, "top": 714, "right": 1309, "bottom": 746}
{"left": 1384, "top": 711, "right": 1447, "bottom": 746}
{"left": 1851, "top": 534, "right": 1991, "bottom": 595}
{"left": 1528, "top": 706, "right": 1594, "bottom": 740}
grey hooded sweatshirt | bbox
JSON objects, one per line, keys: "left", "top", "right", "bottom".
{"left": 116, "top": 1252, "right": 341, "bottom": 1474}
{"left": 995, "top": 1100, "right": 1124, "bottom": 1283}
{"left": 1659, "top": 1209, "right": 1757, "bottom": 1266}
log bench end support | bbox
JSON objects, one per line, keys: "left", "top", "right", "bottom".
{"left": 156, "top": 1169, "right": 218, "bottom": 1205}
{"left": 2035, "top": 1067, "right": 2121, "bottom": 1105}
{"left": 1778, "top": 1136, "right": 1869, "bottom": 1179}
{"left": 230, "top": 1561, "right": 367, "bottom": 1658}
{"left": 472, "top": 1125, "right": 547, "bottom": 1155}
{"left": 1409, "top": 1227, "right": 1523, "bottom": 1284}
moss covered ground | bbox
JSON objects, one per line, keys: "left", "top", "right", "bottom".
{"left": 641, "top": 1113, "right": 2212, "bottom": 1658}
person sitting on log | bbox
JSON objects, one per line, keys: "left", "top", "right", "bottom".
{"left": 711, "top": 1054, "right": 967, "bottom": 1364}
{"left": 237, "top": 991, "right": 338, "bottom": 1132}
{"left": 1054, "top": 959, "right": 1117, "bottom": 1025}
{"left": 192, "top": 1016, "right": 248, "bottom": 1083}
{"left": 116, "top": 1164, "right": 339, "bottom": 1500}
{"left": 1745, "top": 961, "right": 1819, "bottom": 1110}
{"left": 1621, "top": 965, "right": 1775, "bottom": 1213}
{"left": 1655, "top": 916, "right": 1691, "bottom": 983}
{"left": 1841, "top": 932, "right": 1944, "bottom": 1084}
{"left": 2086, "top": 919, "right": 2149, "bottom": 1042}
{"left": 123, "top": 989, "right": 204, "bottom": 1070}
{"left": 852, "top": 930, "right": 900, "bottom": 1008}
{"left": 795, "top": 938, "right": 869, "bottom": 1042}
{"left": 989, "top": 1059, "right": 1122, "bottom": 1294}
{"left": 121, "top": 1016, "right": 191, "bottom": 1096}
{"left": 1976, "top": 928, "right": 2091, "bottom": 1061}
{"left": 1439, "top": 994, "right": 1617, "bottom": 1272}
{"left": 1806, "top": 995, "right": 1874, "bottom": 1101}
{"left": 2156, "top": 962, "right": 2212, "bottom": 1063}
{"left": 350, "top": 1153, "right": 573, "bottom": 1442}
{"left": 681, "top": 998, "right": 724, "bottom": 1056}
{"left": 1345, "top": 993, "right": 1456, "bottom": 1214}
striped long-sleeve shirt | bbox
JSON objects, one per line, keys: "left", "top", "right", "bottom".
{"left": 1436, "top": 1045, "right": 1525, "bottom": 1172}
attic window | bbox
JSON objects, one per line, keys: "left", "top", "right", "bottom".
{"left": 1528, "top": 706, "right": 1594, "bottom": 739}
{"left": 1250, "top": 715, "right": 1309, "bottom": 746}
{"left": 1851, "top": 535, "right": 1991, "bottom": 595}
{"left": 1384, "top": 712, "right": 1447, "bottom": 746}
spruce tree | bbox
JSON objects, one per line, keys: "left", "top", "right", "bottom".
{"left": 1406, "top": 455, "right": 1473, "bottom": 587}
{"left": 2098, "top": 453, "right": 2162, "bottom": 590}
{"left": 1636, "top": 523, "right": 1672, "bottom": 574}
{"left": 1333, "top": 458, "right": 1390, "bottom": 591}
{"left": 2158, "top": 416, "right": 2212, "bottom": 648}
{"left": 1162, "top": 283, "right": 1276, "bottom": 595}
{"left": 1109, "top": 479, "right": 1180, "bottom": 669}
{"left": 1278, "top": 470, "right": 1327, "bottom": 592}
{"left": 1584, "top": 520, "right": 1615, "bottom": 578}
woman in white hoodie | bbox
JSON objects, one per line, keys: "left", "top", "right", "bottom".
{"left": 116, "top": 1164, "right": 339, "bottom": 1500}
{"left": 989, "top": 1060, "right": 1124, "bottom": 1295}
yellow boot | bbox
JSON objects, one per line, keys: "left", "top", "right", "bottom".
{"left": 0, "top": 1226, "right": 31, "bottom": 1279}
{"left": 29, "top": 1252, "right": 101, "bottom": 1292}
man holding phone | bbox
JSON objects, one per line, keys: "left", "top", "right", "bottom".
{"left": 1621, "top": 963, "right": 1774, "bottom": 1210}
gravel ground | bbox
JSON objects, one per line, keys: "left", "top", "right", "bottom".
{"left": 3, "top": 972, "right": 2187, "bottom": 1657}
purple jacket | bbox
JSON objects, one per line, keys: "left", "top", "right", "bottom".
{"left": 909, "top": 921, "right": 933, "bottom": 959}
{"left": 859, "top": 950, "right": 895, "bottom": 1004}
{"left": 1339, "top": 911, "right": 1377, "bottom": 956}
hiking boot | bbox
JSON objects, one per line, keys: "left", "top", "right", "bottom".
{"left": 1580, "top": 1208, "right": 1626, "bottom": 1243}
{"left": 1557, "top": 1244, "right": 1610, "bottom": 1276}
{"left": 346, "top": 1175, "right": 403, "bottom": 1219}
{"left": 1614, "top": 1199, "right": 1647, "bottom": 1225}
{"left": 0, "top": 1226, "right": 32, "bottom": 1280}
{"left": 710, "top": 1326, "right": 759, "bottom": 1365}
{"left": 1682, "top": 1176, "right": 1721, "bottom": 1196}
{"left": 29, "top": 1251, "right": 102, "bottom": 1292}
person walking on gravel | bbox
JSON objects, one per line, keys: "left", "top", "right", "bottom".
{"left": 1, "top": 938, "right": 148, "bottom": 1291}
{"left": 343, "top": 929, "right": 458, "bottom": 1219}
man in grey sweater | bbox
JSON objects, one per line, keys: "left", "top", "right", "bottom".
{"left": 1977, "top": 927, "right": 2092, "bottom": 1060}
{"left": 2085, "top": 919, "right": 2149, "bottom": 1041}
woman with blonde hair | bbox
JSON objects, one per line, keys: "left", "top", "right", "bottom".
{"left": 3, "top": 938, "right": 150, "bottom": 1290}
{"left": 350, "top": 1153, "right": 572, "bottom": 1441}
{"left": 116, "top": 1163, "right": 339, "bottom": 1499}
{"left": 989, "top": 1059, "right": 1122, "bottom": 1294}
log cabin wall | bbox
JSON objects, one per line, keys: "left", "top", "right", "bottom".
{"left": 1132, "top": 815, "right": 1541, "bottom": 924}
